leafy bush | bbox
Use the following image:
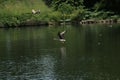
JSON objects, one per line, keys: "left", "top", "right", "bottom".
{"left": 16, "top": 13, "right": 32, "bottom": 22}
{"left": 48, "top": 11, "right": 62, "bottom": 21}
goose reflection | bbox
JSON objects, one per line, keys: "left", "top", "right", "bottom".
{"left": 60, "top": 47, "right": 66, "bottom": 65}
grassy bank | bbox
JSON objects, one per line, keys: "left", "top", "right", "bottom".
{"left": 0, "top": 0, "right": 52, "bottom": 27}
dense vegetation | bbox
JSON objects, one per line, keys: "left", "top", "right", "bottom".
{"left": 0, "top": 0, "right": 120, "bottom": 27}
{"left": 46, "top": 0, "right": 120, "bottom": 20}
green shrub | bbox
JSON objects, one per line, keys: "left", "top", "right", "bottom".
{"left": 48, "top": 11, "right": 62, "bottom": 21}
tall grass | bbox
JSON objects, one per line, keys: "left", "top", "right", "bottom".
{"left": 0, "top": 0, "right": 51, "bottom": 15}
{"left": 0, "top": 0, "right": 52, "bottom": 27}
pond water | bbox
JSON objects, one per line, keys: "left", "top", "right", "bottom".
{"left": 0, "top": 24, "right": 120, "bottom": 80}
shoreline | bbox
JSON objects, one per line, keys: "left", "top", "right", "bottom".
{"left": 80, "top": 19, "right": 118, "bottom": 24}
{"left": 0, "top": 20, "right": 49, "bottom": 28}
{"left": 0, "top": 18, "right": 119, "bottom": 28}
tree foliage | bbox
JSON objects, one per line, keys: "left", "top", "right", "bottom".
{"left": 43, "top": 0, "right": 120, "bottom": 14}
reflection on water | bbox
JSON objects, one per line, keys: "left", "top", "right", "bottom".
{"left": 6, "top": 33, "right": 11, "bottom": 54}
{"left": 60, "top": 47, "right": 66, "bottom": 62}
{"left": 0, "top": 24, "right": 120, "bottom": 80}
{"left": 0, "top": 50, "right": 56, "bottom": 80}
{"left": 40, "top": 55, "right": 55, "bottom": 80}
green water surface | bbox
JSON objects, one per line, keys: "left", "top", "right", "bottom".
{"left": 0, "top": 24, "right": 120, "bottom": 80}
